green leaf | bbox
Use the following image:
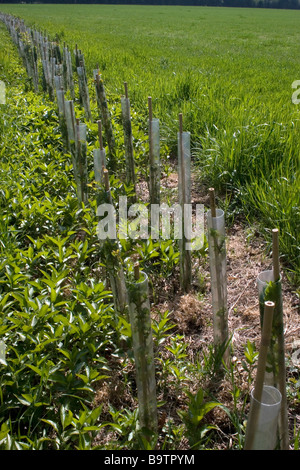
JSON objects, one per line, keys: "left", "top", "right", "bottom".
{"left": 15, "top": 394, "right": 34, "bottom": 406}
{"left": 55, "top": 324, "right": 64, "bottom": 337}
{"left": 25, "top": 364, "right": 43, "bottom": 376}
{"left": 60, "top": 405, "right": 73, "bottom": 430}
{"left": 0, "top": 423, "right": 10, "bottom": 441}
{"left": 82, "top": 426, "right": 99, "bottom": 432}
{"left": 41, "top": 419, "right": 59, "bottom": 434}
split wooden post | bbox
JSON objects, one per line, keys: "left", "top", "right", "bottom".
{"left": 148, "top": 96, "right": 160, "bottom": 205}
{"left": 178, "top": 113, "right": 192, "bottom": 292}
{"left": 126, "top": 262, "right": 158, "bottom": 436}
{"left": 121, "top": 82, "right": 136, "bottom": 194}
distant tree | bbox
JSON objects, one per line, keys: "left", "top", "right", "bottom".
{"left": 0, "top": 0, "right": 298, "bottom": 8}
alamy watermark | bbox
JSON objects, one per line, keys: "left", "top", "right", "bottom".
{"left": 292, "top": 80, "right": 300, "bottom": 104}
{"left": 96, "top": 196, "right": 205, "bottom": 251}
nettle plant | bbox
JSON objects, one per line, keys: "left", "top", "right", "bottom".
{"left": 0, "top": 74, "right": 122, "bottom": 450}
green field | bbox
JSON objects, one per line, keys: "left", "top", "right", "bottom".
{"left": 0, "top": 4, "right": 299, "bottom": 450}
{"left": 1, "top": 3, "right": 299, "bottom": 279}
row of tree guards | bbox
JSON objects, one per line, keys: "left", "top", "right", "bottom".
{"left": 1, "top": 13, "right": 290, "bottom": 449}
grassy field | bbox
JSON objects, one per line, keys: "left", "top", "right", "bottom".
{"left": 1, "top": 4, "right": 299, "bottom": 281}
{"left": 0, "top": 5, "right": 299, "bottom": 450}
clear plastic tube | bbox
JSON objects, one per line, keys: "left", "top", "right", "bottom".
{"left": 77, "top": 66, "right": 92, "bottom": 121}
{"left": 257, "top": 270, "right": 282, "bottom": 386}
{"left": 56, "top": 88, "right": 65, "bottom": 116}
{"left": 54, "top": 75, "right": 63, "bottom": 95}
{"left": 64, "top": 100, "right": 76, "bottom": 142}
{"left": 67, "top": 50, "right": 75, "bottom": 99}
{"left": 77, "top": 122, "right": 86, "bottom": 143}
{"left": 257, "top": 269, "right": 289, "bottom": 449}
{"left": 178, "top": 130, "right": 191, "bottom": 292}
{"left": 76, "top": 123, "right": 88, "bottom": 205}
{"left": 93, "top": 148, "right": 106, "bottom": 184}
{"left": 94, "top": 76, "right": 116, "bottom": 170}
{"left": 127, "top": 271, "right": 157, "bottom": 434}
{"left": 108, "top": 263, "right": 128, "bottom": 316}
{"left": 121, "top": 95, "right": 135, "bottom": 188}
{"left": 177, "top": 131, "right": 191, "bottom": 207}
{"left": 149, "top": 118, "right": 160, "bottom": 205}
{"left": 207, "top": 208, "right": 228, "bottom": 357}
{"left": 246, "top": 385, "right": 282, "bottom": 450}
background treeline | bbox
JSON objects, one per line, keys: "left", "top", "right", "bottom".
{"left": 0, "top": 0, "right": 300, "bottom": 10}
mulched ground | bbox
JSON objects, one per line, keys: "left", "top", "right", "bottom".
{"left": 94, "top": 165, "right": 300, "bottom": 450}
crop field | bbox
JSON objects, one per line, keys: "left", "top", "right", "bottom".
{"left": 0, "top": 4, "right": 299, "bottom": 451}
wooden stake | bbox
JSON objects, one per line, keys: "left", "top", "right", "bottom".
{"left": 272, "top": 228, "right": 289, "bottom": 449}
{"left": 134, "top": 262, "right": 140, "bottom": 281}
{"left": 272, "top": 228, "right": 280, "bottom": 282}
{"left": 148, "top": 96, "right": 152, "bottom": 123}
{"left": 98, "top": 119, "right": 103, "bottom": 150}
{"left": 76, "top": 118, "right": 80, "bottom": 147}
{"left": 103, "top": 168, "right": 110, "bottom": 192}
{"left": 148, "top": 96, "right": 153, "bottom": 160}
{"left": 209, "top": 187, "right": 217, "bottom": 218}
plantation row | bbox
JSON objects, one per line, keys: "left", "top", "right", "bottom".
{"left": 0, "top": 5, "right": 299, "bottom": 284}
{"left": 1, "top": 12, "right": 201, "bottom": 297}
{"left": 0, "top": 11, "right": 298, "bottom": 450}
